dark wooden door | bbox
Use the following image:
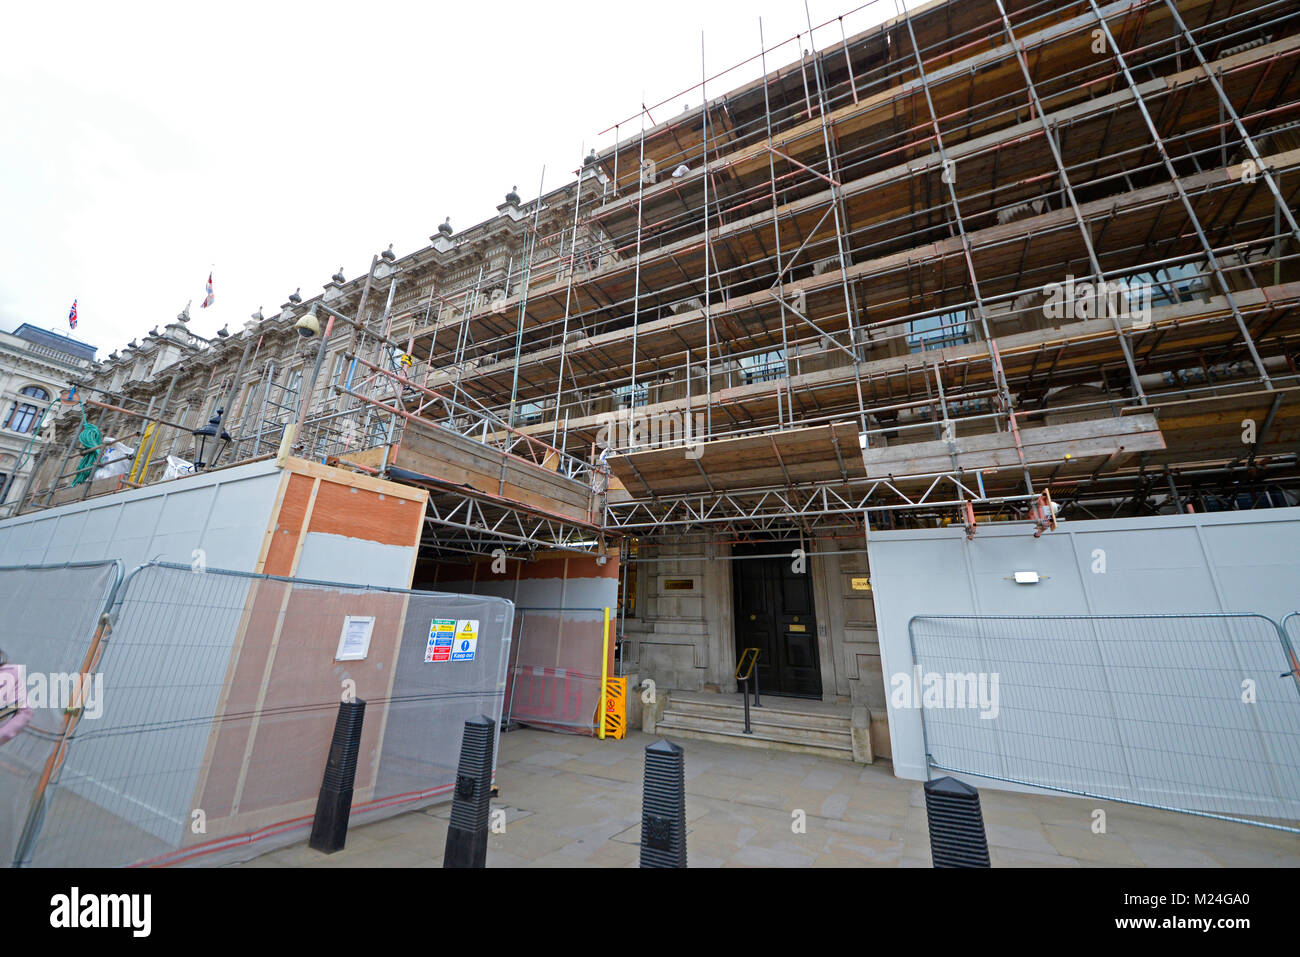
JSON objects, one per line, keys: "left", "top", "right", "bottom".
{"left": 732, "top": 545, "right": 821, "bottom": 698}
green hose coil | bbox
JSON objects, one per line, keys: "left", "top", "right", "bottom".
{"left": 70, "top": 419, "right": 102, "bottom": 487}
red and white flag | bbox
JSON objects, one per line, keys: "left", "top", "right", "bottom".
{"left": 68, "top": 299, "right": 78, "bottom": 329}
{"left": 202, "top": 271, "right": 214, "bottom": 309}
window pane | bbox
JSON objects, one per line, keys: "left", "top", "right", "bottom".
{"left": 615, "top": 384, "right": 647, "bottom": 408}
{"left": 740, "top": 349, "right": 786, "bottom": 384}
{"left": 8, "top": 404, "right": 37, "bottom": 433}
{"left": 907, "top": 311, "right": 970, "bottom": 352}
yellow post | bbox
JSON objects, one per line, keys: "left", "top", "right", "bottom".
{"left": 128, "top": 423, "right": 156, "bottom": 484}
{"left": 599, "top": 606, "right": 611, "bottom": 739}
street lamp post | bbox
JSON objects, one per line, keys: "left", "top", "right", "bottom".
{"left": 191, "top": 408, "right": 232, "bottom": 470}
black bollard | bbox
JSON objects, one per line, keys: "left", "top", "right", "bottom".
{"left": 443, "top": 715, "right": 496, "bottom": 868}
{"left": 309, "top": 699, "right": 367, "bottom": 854}
{"left": 640, "top": 738, "right": 686, "bottom": 868}
{"left": 923, "top": 776, "right": 991, "bottom": 868}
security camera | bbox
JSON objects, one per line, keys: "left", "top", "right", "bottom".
{"left": 295, "top": 311, "right": 321, "bottom": 339}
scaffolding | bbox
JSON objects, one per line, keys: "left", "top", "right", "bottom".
{"left": 374, "top": 0, "right": 1300, "bottom": 545}
{"left": 18, "top": 0, "right": 1300, "bottom": 561}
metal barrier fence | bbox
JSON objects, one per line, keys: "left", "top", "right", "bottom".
{"left": 1284, "top": 613, "right": 1300, "bottom": 676}
{"left": 2, "top": 561, "right": 514, "bottom": 867}
{"left": 504, "top": 606, "right": 609, "bottom": 734}
{"left": 0, "top": 562, "right": 122, "bottom": 867}
{"left": 908, "top": 613, "right": 1300, "bottom": 832}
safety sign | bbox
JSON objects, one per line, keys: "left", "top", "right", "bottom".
{"left": 426, "top": 618, "right": 479, "bottom": 662}
{"left": 425, "top": 618, "right": 456, "bottom": 662}
{"left": 451, "top": 619, "right": 479, "bottom": 661}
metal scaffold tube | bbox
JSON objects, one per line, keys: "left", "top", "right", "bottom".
{"left": 1085, "top": 0, "right": 1274, "bottom": 391}
{"left": 33, "top": 0, "right": 1300, "bottom": 548}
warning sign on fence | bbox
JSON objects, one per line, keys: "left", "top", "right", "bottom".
{"left": 451, "top": 619, "right": 479, "bottom": 661}
{"left": 425, "top": 618, "right": 455, "bottom": 662}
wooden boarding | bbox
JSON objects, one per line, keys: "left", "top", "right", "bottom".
{"left": 862, "top": 414, "right": 1166, "bottom": 481}
{"left": 388, "top": 419, "right": 594, "bottom": 526}
{"left": 607, "top": 420, "right": 864, "bottom": 497}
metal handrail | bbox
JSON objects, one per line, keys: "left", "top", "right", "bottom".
{"left": 735, "top": 646, "right": 762, "bottom": 734}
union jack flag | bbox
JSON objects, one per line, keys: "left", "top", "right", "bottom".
{"left": 68, "top": 299, "right": 77, "bottom": 330}
{"left": 202, "top": 271, "right": 214, "bottom": 309}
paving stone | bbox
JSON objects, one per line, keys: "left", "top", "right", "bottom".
{"left": 985, "top": 823, "right": 1058, "bottom": 855}
{"left": 731, "top": 791, "right": 788, "bottom": 809}
{"left": 232, "top": 727, "right": 1300, "bottom": 869}
{"left": 1041, "top": 824, "right": 1143, "bottom": 865}
{"left": 819, "top": 793, "right": 850, "bottom": 820}
{"left": 1126, "top": 840, "right": 1221, "bottom": 867}
{"left": 728, "top": 844, "right": 818, "bottom": 867}
{"left": 802, "top": 768, "right": 843, "bottom": 790}
{"left": 822, "top": 832, "right": 902, "bottom": 865}
{"left": 990, "top": 847, "right": 1080, "bottom": 867}
{"left": 518, "top": 750, "right": 582, "bottom": 768}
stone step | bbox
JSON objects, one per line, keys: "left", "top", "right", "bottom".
{"left": 659, "top": 709, "right": 852, "bottom": 748}
{"left": 664, "top": 697, "right": 849, "bottom": 732}
{"left": 655, "top": 724, "right": 856, "bottom": 760}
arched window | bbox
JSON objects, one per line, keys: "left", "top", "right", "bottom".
{"left": 3, "top": 386, "right": 50, "bottom": 434}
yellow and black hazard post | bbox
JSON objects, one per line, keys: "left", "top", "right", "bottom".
{"left": 604, "top": 677, "right": 627, "bottom": 739}
{"left": 596, "top": 606, "right": 627, "bottom": 739}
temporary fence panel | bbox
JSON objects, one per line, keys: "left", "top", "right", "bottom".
{"left": 20, "top": 561, "right": 512, "bottom": 867}
{"left": 504, "top": 607, "right": 608, "bottom": 733}
{"left": 909, "top": 614, "right": 1300, "bottom": 831}
{"left": 1283, "top": 613, "right": 1300, "bottom": 676}
{"left": 0, "top": 562, "right": 121, "bottom": 866}
{"left": 429, "top": 552, "right": 617, "bottom": 736}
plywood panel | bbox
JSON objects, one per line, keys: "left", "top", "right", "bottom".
{"left": 261, "top": 472, "right": 314, "bottom": 577}
{"left": 308, "top": 481, "right": 423, "bottom": 548}
{"left": 609, "top": 420, "right": 864, "bottom": 496}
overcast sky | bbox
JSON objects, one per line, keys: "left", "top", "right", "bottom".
{"left": 1, "top": 0, "right": 908, "bottom": 358}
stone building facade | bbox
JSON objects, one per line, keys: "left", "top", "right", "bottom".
{"left": 0, "top": 324, "right": 97, "bottom": 517}
{"left": 74, "top": 174, "right": 606, "bottom": 483}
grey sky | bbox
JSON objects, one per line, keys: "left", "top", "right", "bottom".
{"left": 0, "top": 0, "right": 904, "bottom": 358}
